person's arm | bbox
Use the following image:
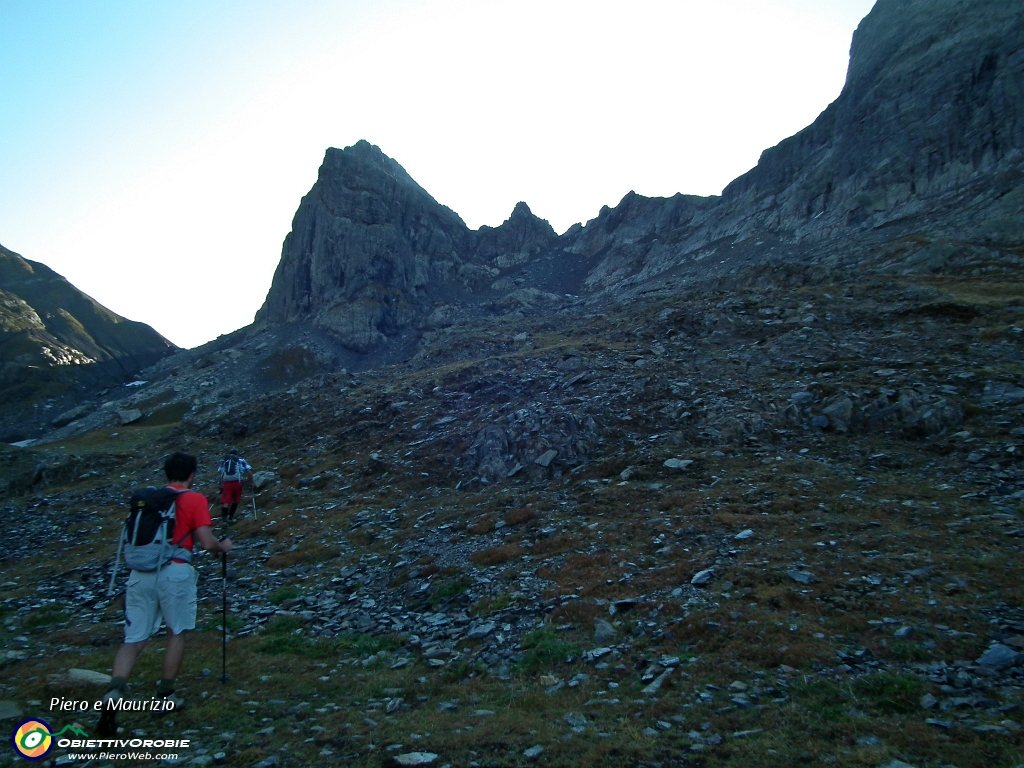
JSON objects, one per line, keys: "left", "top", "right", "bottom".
{"left": 194, "top": 526, "right": 232, "bottom": 554}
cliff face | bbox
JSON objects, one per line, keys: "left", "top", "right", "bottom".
{"left": 567, "top": 0, "right": 1024, "bottom": 294}
{"left": 254, "top": 141, "right": 561, "bottom": 352}
{"left": 722, "top": 0, "right": 1024, "bottom": 236}
{"left": 256, "top": 0, "right": 1024, "bottom": 354}
{"left": 255, "top": 142, "right": 468, "bottom": 352}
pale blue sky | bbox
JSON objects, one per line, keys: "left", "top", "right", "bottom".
{"left": 1, "top": 0, "right": 875, "bottom": 348}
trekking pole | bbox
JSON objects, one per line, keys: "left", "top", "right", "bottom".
{"left": 220, "top": 551, "right": 228, "bottom": 683}
{"left": 251, "top": 490, "right": 258, "bottom": 521}
{"left": 106, "top": 535, "right": 124, "bottom": 597}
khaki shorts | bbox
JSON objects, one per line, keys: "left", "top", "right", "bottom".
{"left": 124, "top": 561, "right": 198, "bottom": 643}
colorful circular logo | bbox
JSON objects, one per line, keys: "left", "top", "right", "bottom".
{"left": 11, "top": 719, "right": 53, "bottom": 760}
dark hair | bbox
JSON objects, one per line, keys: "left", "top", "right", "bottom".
{"left": 164, "top": 452, "right": 198, "bottom": 482}
{"left": 229, "top": 448, "right": 239, "bottom": 456}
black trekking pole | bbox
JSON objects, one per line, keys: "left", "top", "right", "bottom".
{"left": 220, "top": 551, "right": 228, "bottom": 683}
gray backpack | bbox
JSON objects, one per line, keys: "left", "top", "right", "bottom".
{"left": 106, "top": 487, "right": 190, "bottom": 594}
{"left": 220, "top": 456, "right": 241, "bottom": 481}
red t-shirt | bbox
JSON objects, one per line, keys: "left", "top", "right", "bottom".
{"left": 168, "top": 485, "right": 213, "bottom": 553}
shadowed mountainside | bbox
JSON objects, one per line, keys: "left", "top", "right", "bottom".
{"left": 0, "top": 245, "right": 176, "bottom": 440}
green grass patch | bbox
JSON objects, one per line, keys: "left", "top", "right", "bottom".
{"left": 263, "top": 615, "right": 305, "bottom": 634}
{"left": 472, "top": 591, "right": 513, "bottom": 616}
{"left": 268, "top": 586, "right": 303, "bottom": 605}
{"left": 442, "top": 659, "right": 486, "bottom": 682}
{"left": 257, "top": 634, "right": 318, "bottom": 656}
{"left": 790, "top": 678, "right": 849, "bottom": 722}
{"left": 256, "top": 618, "right": 391, "bottom": 660}
{"left": 888, "top": 639, "right": 933, "bottom": 662}
{"left": 335, "top": 633, "right": 398, "bottom": 656}
{"left": 852, "top": 672, "right": 923, "bottom": 714}
{"left": 429, "top": 577, "right": 471, "bottom": 607}
{"left": 256, "top": 629, "right": 339, "bottom": 659}
{"left": 516, "top": 629, "right": 581, "bottom": 674}
{"left": 24, "top": 606, "right": 70, "bottom": 630}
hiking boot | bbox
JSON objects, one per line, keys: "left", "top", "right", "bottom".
{"left": 96, "top": 689, "right": 122, "bottom": 737}
{"left": 157, "top": 692, "right": 185, "bottom": 715}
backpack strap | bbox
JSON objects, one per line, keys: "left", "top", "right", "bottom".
{"left": 155, "top": 493, "right": 192, "bottom": 573}
{"left": 162, "top": 490, "right": 198, "bottom": 566}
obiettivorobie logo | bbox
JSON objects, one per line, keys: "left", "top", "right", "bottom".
{"left": 11, "top": 719, "right": 189, "bottom": 761}
{"left": 11, "top": 720, "right": 87, "bottom": 760}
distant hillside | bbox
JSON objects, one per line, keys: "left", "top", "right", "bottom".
{"left": 0, "top": 244, "right": 176, "bottom": 441}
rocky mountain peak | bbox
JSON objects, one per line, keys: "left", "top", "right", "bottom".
{"left": 317, "top": 140, "right": 464, "bottom": 226}
{"left": 472, "top": 201, "right": 558, "bottom": 268}
{"left": 254, "top": 143, "right": 568, "bottom": 354}
{"left": 254, "top": 141, "right": 471, "bottom": 352}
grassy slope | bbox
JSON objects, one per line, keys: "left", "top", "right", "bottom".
{"left": 1, "top": 262, "right": 1022, "bottom": 768}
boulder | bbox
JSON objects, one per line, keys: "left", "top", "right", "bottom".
{"left": 116, "top": 408, "right": 143, "bottom": 425}
{"left": 534, "top": 450, "right": 558, "bottom": 468}
{"left": 46, "top": 668, "right": 111, "bottom": 687}
{"left": 976, "top": 643, "right": 1021, "bottom": 669}
{"left": 391, "top": 753, "right": 438, "bottom": 767}
{"left": 251, "top": 471, "right": 278, "bottom": 490}
{"left": 664, "top": 458, "right": 694, "bottom": 470}
{"left": 594, "top": 619, "right": 618, "bottom": 644}
{"left": 691, "top": 569, "right": 714, "bottom": 586}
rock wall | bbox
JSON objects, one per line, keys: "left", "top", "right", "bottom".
{"left": 255, "top": 142, "right": 561, "bottom": 352}
{"left": 255, "top": 0, "right": 1024, "bottom": 355}
{"left": 565, "top": 0, "right": 1024, "bottom": 295}
{"left": 723, "top": 0, "right": 1024, "bottom": 236}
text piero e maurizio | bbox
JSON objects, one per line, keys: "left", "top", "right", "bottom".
{"left": 48, "top": 696, "right": 177, "bottom": 712}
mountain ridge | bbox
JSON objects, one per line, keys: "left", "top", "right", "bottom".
{"left": 250, "top": 0, "right": 1024, "bottom": 359}
{"left": 8, "top": 0, "right": 1024, "bottom": 446}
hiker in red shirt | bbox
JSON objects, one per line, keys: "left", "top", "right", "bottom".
{"left": 97, "top": 451, "right": 232, "bottom": 737}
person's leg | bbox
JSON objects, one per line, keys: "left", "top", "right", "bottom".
{"left": 112, "top": 571, "right": 160, "bottom": 685}
{"left": 220, "top": 482, "right": 231, "bottom": 522}
{"left": 228, "top": 481, "right": 242, "bottom": 520}
{"left": 99, "top": 570, "right": 160, "bottom": 735}
{"left": 161, "top": 630, "right": 186, "bottom": 681}
{"left": 111, "top": 640, "right": 147, "bottom": 680}
{"left": 156, "top": 630, "right": 186, "bottom": 696}
{"left": 156, "top": 563, "right": 198, "bottom": 702}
